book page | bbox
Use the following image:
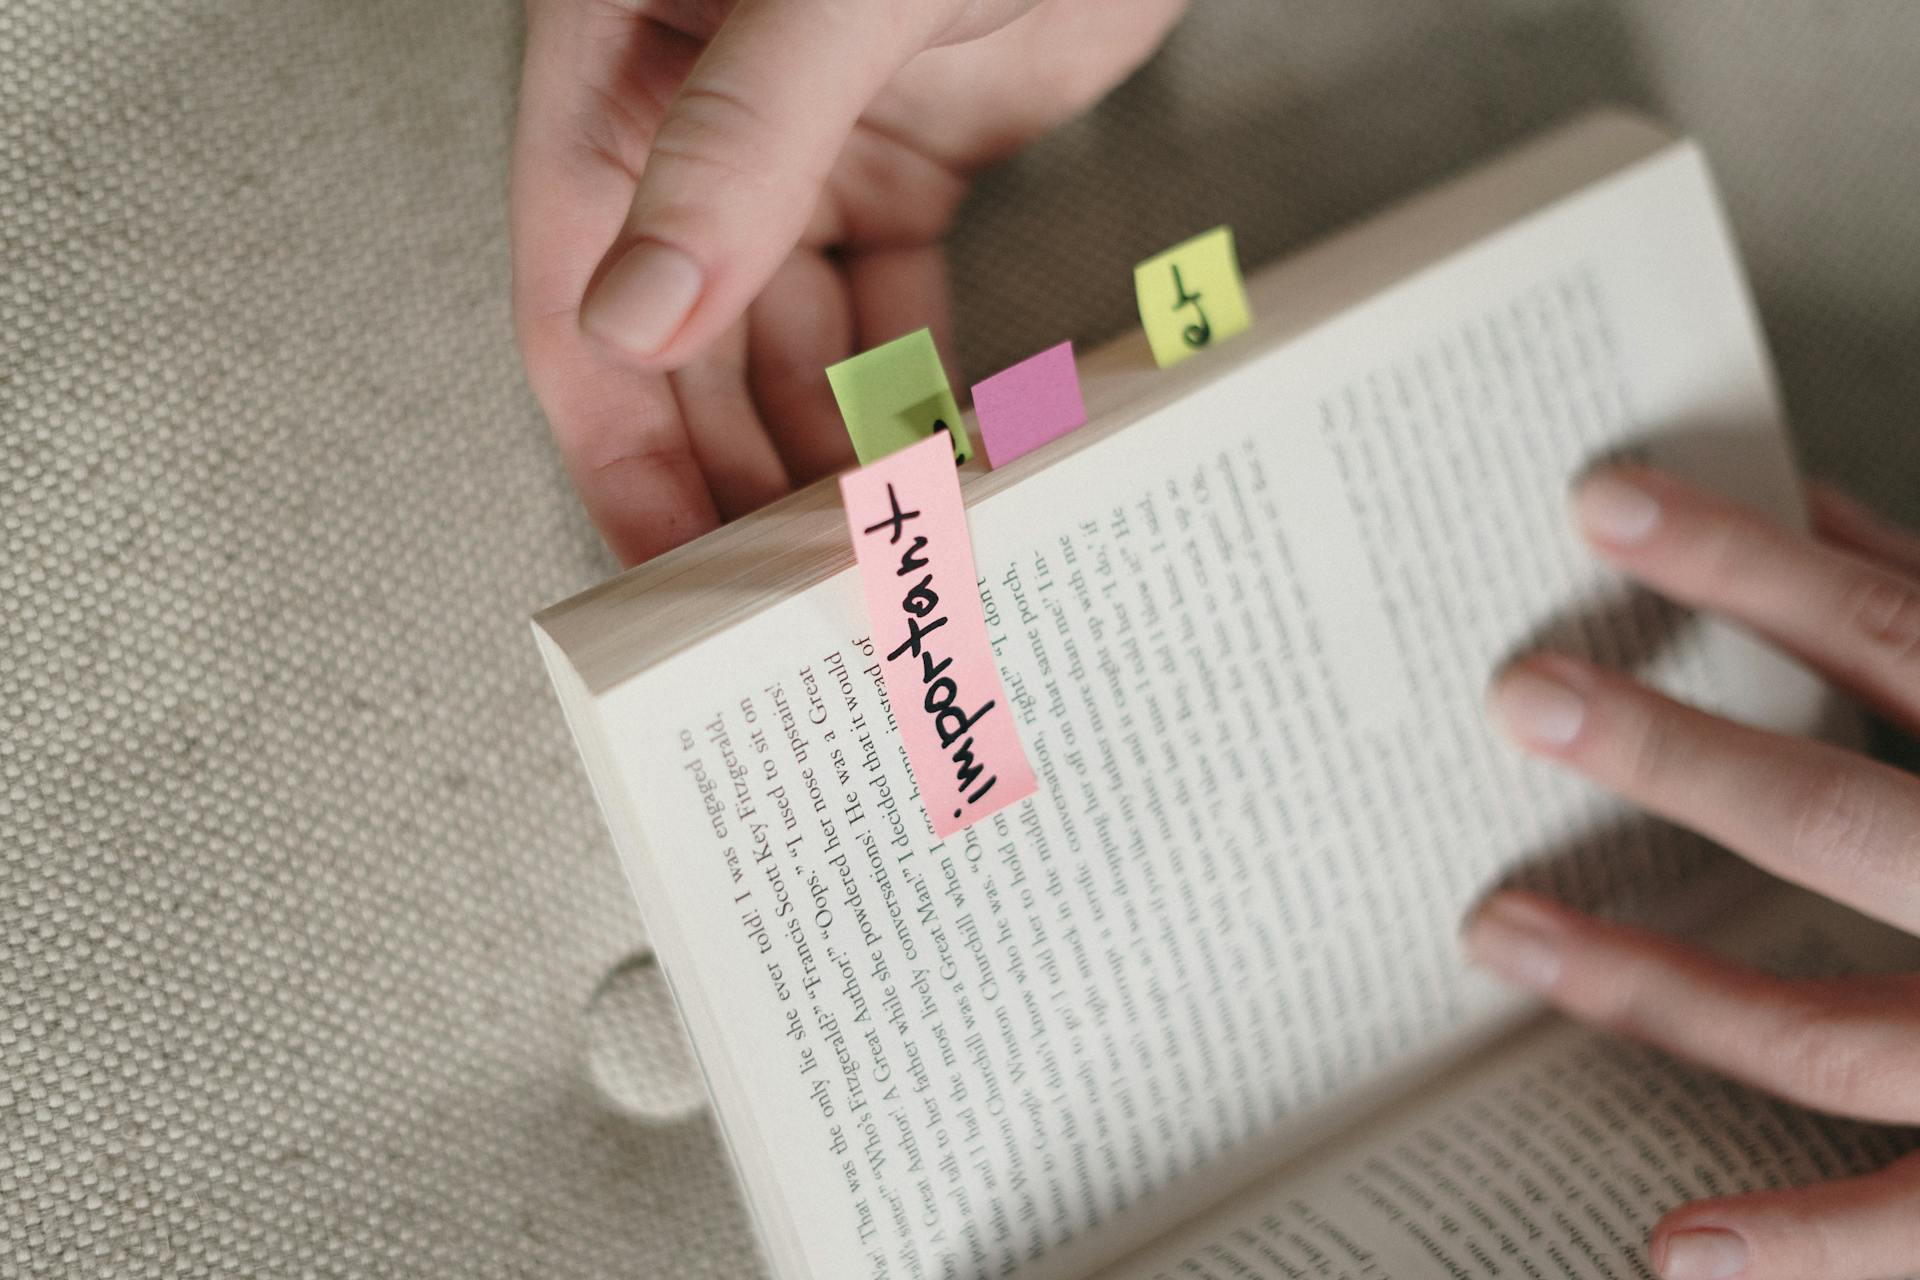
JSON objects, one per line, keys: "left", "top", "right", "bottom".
{"left": 1097, "top": 891, "right": 1920, "bottom": 1280}
{"left": 577, "top": 141, "right": 1832, "bottom": 1280}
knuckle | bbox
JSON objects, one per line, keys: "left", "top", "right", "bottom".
{"left": 1839, "top": 570, "right": 1920, "bottom": 675}
{"left": 1614, "top": 697, "right": 1684, "bottom": 795}
{"left": 1795, "top": 1206, "right": 1853, "bottom": 1276}
{"left": 651, "top": 81, "right": 778, "bottom": 187}
{"left": 1786, "top": 760, "right": 1883, "bottom": 878}
{"left": 838, "top": 138, "right": 966, "bottom": 240}
{"left": 578, "top": 86, "right": 651, "bottom": 182}
{"left": 1774, "top": 1002, "right": 1861, "bottom": 1105}
{"left": 1584, "top": 960, "right": 1652, "bottom": 1035}
{"left": 1682, "top": 507, "right": 1762, "bottom": 586}
{"left": 1564, "top": 942, "right": 1665, "bottom": 1037}
{"left": 1773, "top": 995, "right": 1900, "bottom": 1114}
{"left": 585, "top": 437, "right": 700, "bottom": 482}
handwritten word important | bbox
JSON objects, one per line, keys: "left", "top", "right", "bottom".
{"left": 839, "top": 433, "right": 1035, "bottom": 838}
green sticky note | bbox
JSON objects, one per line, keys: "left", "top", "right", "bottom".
{"left": 1133, "top": 226, "right": 1253, "bottom": 368}
{"left": 826, "top": 328, "right": 972, "bottom": 466}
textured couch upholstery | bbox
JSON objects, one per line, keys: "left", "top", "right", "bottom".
{"left": 5, "top": 2, "right": 1916, "bottom": 1275}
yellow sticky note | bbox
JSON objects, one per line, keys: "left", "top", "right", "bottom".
{"left": 1133, "top": 226, "right": 1253, "bottom": 368}
{"left": 826, "top": 328, "right": 973, "bottom": 466}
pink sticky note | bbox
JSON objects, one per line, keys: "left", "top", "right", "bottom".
{"left": 840, "top": 433, "right": 1037, "bottom": 839}
{"left": 970, "top": 341, "right": 1088, "bottom": 469}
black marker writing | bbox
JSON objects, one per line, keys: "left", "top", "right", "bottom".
{"left": 866, "top": 483, "right": 1001, "bottom": 819}
{"left": 1172, "top": 262, "right": 1210, "bottom": 349}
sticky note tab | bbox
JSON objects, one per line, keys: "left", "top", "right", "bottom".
{"left": 1133, "top": 226, "right": 1253, "bottom": 368}
{"left": 840, "top": 433, "right": 1036, "bottom": 839}
{"left": 826, "top": 328, "right": 973, "bottom": 465}
{"left": 970, "top": 341, "right": 1088, "bottom": 469}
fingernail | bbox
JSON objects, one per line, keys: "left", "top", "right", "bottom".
{"left": 1463, "top": 896, "right": 1564, "bottom": 992}
{"left": 1576, "top": 471, "right": 1662, "bottom": 546}
{"left": 1488, "top": 661, "right": 1587, "bottom": 749}
{"left": 582, "top": 241, "right": 703, "bottom": 358}
{"left": 1659, "top": 1228, "right": 1749, "bottom": 1280}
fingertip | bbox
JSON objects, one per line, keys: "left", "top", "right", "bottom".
{"left": 1654, "top": 1228, "right": 1750, "bottom": 1280}
{"left": 1486, "top": 654, "right": 1596, "bottom": 752}
{"left": 1574, "top": 466, "right": 1665, "bottom": 549}
{"left": 581, "top": 239, "right": 705, "bottom": 365}
{"left": 1650, "top": 1201, "right": 1759, "bottom": 1280}
{"left": 1462, "top": 891, "right": 1567, "bottom": 994}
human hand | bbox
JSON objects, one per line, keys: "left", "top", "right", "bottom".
{"left": 510, "top": 0, "right": 1188, "bottom": 566}
{"left": 1466, "top": 468, "right": 1920, "bottom": 1280}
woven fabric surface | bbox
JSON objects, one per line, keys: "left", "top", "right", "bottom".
{"left": 4, "top": 2, "right": 1915, "bottom": 1276}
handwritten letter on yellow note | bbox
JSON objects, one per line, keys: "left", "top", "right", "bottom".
{"left": 1133, "top": 226, "right": 1252, "bottom": 368}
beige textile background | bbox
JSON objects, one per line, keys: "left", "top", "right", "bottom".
{"left": 5, "top": 2, "right": 1917, "bottom": 1275}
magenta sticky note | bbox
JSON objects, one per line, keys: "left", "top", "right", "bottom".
{"left": 840, "top": 433, "right": 1037, "bottom": 839}
{"left": 970, "top": 340, "right": 1088, "bottom": 469}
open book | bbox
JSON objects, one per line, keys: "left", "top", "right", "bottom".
{"left": 533, "top": 111, "right": 1919, "bottom": 1280}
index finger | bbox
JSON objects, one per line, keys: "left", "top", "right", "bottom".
{"left": 1465, "top": 891, "right": 1920, "bottom": 1126}
{"left": 1490, "top": 654, "right": 1920, "bottom": 935}
{"left": 1572, "top": 467, "right": 1920, "bottom": 735}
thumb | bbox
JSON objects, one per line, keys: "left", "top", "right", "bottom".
{"left": 580, "top": 0, "right": 945, "bottom": 368}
